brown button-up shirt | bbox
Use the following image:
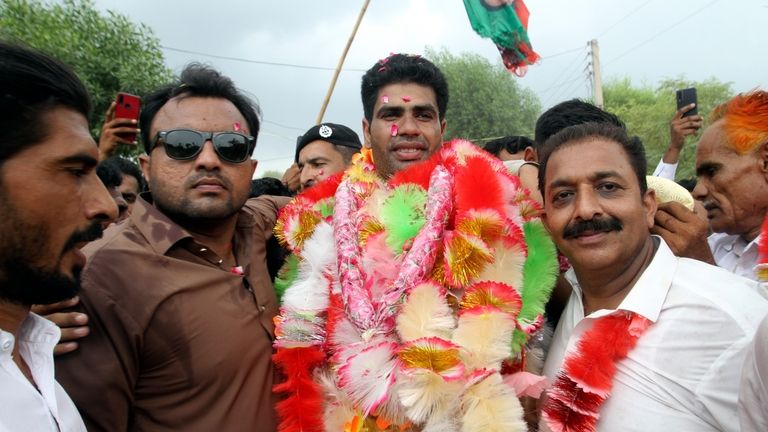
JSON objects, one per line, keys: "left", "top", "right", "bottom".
{"left": 56, "top": 193, "right": 287, "bottom": 431}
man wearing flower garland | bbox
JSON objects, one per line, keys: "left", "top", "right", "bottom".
{"left": 272, "top": 54, "right": 559, "bottom": 431}
{"left": 537, "top": 122, "right": 768, "bottom": 431}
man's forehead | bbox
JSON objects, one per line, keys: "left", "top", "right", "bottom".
{"left": 152, "top": 96, "right": 247, "bottom": 133}
{"left": 298, "top": 140, "right": 337, "bottom": 161}
{"left": 545, "top": 139, "right": 632, "bottom": 183}
{"left": 376, "top": 83, "right": 438, "bottom": 107}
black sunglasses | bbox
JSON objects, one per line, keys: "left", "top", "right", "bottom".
{"left": 150, "top": 129, "right": 256, "bottom": 163}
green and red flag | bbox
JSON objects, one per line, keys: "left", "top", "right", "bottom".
{"left": 463, "top": 0, "right": 540, "bottom": 76}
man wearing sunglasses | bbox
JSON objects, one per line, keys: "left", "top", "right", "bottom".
{"left": 55, "top": 64, "right": 285, "bottom": 431}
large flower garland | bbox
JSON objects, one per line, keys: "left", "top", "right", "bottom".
{"left": 273, "top": 140, "right": 559, "bottom": 432}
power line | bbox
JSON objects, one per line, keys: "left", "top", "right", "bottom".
{"left": 539, "top": 46, "right": 583, "bottom": 60}
{"left": 595, "top": 0, "right": 655, "bottom": 39}
{"left": 160, "top": 45, "right": 368, "bottom": 72}
{"left": 538, "top": 48, "right": 587, "bottom": 94}
{"left": 263, "top": 119, "right": 305, "bottom": 132}
{"left": 604, "top": 0, "right": 723, "bottom": 67}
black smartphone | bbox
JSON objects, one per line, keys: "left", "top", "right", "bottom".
{"left": 676, "top": 87, "right": 698, "bottom": 117}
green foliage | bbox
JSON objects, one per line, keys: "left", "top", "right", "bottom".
{"left": 0, "top": 0, "right": 172, "bottom": 154}
{"left": 260, "top": 170, "right": 284, "bottom": 179}
{"left": 603, "top": 76, "right": 733, "bottom": 180}
{"left": 426, "top": 47, "right": 541, "bottom": 144}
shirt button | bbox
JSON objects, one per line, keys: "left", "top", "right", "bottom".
{"left": 260, "top": 306, "right": 266, "bottom": 312}
{"left": 1, "top": 339, "right": 12, "bottom": 351}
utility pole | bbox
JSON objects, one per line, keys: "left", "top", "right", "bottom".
{"left": 315, "top": 0, "right": 370, "bottom": 124}
{"left": 589, "top": 39, "right": 604, "bottom": 109}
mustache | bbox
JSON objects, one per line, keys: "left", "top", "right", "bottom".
{"left": 63, "top": 221, "right": 105, "bottom": 251}
{"left": 563, "top": 217, "right": 623, "bottom": 239}
{"left": 186, "top": 171, "right": 231, "bottom": 189}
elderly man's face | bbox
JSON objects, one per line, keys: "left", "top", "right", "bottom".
{"left": 693, "top": 120, "right": 768, "bottom": 241}
{"left": 297, "top": 140, "right": 347, "bottom": 190}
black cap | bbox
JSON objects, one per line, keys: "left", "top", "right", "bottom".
{"left": 295, "top": 123, "right": 362, "bottom": 163}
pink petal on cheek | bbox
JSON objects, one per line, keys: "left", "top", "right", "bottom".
{"left": 401, "top": 96, "right": 411, "bottom": 102}
{"left": 390, "top": 124, "right": 398, "bottom": 137}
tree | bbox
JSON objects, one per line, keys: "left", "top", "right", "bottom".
{"left": 260, "top": 170, "right": 284, "bottom": 179}
{"left": 0, "top": 0, "right": 172, "bottom": 153}
{"left": 603, "top": 76, "right": 733, "bottom": 180}
{"left": 426, "top": 47, "right": 541, "bottom": 144}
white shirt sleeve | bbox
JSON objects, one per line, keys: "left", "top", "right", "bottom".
{"left": 653, "top": 159, "right": 678, "bottom": 181}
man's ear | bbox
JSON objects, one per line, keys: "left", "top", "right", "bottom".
{"left": 362, "top": 118, "right": 372, "bottom": 149}
{"left": 523, "top": 146, "right": 537, "bottom": 162}
{"left": 643, "top": 188, "right": 658, "bottom": 229}
{"left": 138, "top": 154, "right": 151, "bottom": 184}
{"left": 440, "top": 118, "right": 447, "bottom": 135}
{"left": 758, "top": 141, "right": 768, "bottom": 175}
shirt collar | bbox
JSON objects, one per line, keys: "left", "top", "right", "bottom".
{"left": 564, "top": 236, "right": 674, "bottom": 323}
{"left": 130, "top": 192, "right": 194, "bottom": 256}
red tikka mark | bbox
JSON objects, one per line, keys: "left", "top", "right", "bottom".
{"left": 230, "top": 265, "right": 244, "bottom": 276}
{"left": 233, "top": 122, "right": 241, "bottom": 132}
{"left": 401, "top": 96, "right": 411, "bottom": 102}
{"left": 390, "top": 124, "right": 398, "bottom": 137}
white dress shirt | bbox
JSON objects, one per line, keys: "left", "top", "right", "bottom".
{"left": 542, "top": 238, "right": 768, "bottom": 432}
{"left": 709, "top": 232, "right": 761, "bottom": 281}
{"left": 0, "top": 313, "right": 85, "bottom": 432}
{"left": 652, "top": 159, "right": 678, "bottom": 180}
{"left": 739, "top": 314, "right": 768, "bottom": 432}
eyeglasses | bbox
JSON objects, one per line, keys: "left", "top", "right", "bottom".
{"left": 150, "top": 129, "right": 255, "bottom": 163}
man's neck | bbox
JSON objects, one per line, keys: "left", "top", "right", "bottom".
{"left": 573, "top": 236, "right": 658, "bottom": 315}
{"left": 180, "top": 216, "right": 239, "bottom": 263}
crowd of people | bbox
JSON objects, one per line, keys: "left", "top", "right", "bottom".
{"left": 1, "top": 39, "right": 767, "bottom": 432}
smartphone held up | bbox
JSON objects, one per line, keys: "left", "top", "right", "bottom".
{"left": 114, "top": 92, "right": 141, "bottom": 143}
{"left": 676, "top": 87, "right": 698, "bottom": 118}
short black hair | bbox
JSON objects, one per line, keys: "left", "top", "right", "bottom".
{"left": 538, "top": 122, "right": 648, "bottom": 197}
{"left": 361, "top": 54, "right": 449, "bottom": 122}
{"left": 96, "top": 159, "right": 123, "bottom": 189}
{"left": 140, "top": 63, "right": 261, "bottom": 154}
{"left": 107, "top": 156, "right": 146, "bottom": 192}
{"left": 483, "top": 135, "right": 535, "bottom": 157}
{"left": 535, "top": 99, "right": 625, "bottom": 146}
{"left": 0, "top": 41, "right": 91, "bottom": 165}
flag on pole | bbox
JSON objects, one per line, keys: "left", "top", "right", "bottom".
{"left": 463, "top": 0, "right": 540, "bottom": 76}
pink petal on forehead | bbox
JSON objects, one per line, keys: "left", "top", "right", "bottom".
{"left": 381, "top": 95, "right": 389, "bottom": 104}
{"left": 233, "top": 122, "right": 241, "bottom": 131}
{"left": 390, "top": 124, "right": 398, "bottom": 137}
{"left": 401, "top": 96, "right": 411, "bottom": 103}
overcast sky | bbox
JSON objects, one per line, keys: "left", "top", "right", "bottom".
{"left": 93, "top": 0, "right": 767, "bottom": 176}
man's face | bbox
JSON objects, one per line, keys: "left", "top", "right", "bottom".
{"left": 0, "top": 107, "right": 117, "bottom": 305}
{"left": 107, "top": 186, "right": 129, "bottom": 226}
{"left": 498, "top": 147, "right": 526, "bottom": 161}
{"left": 297, "top": 140, "right": 347, "bottom": 190}
{"left": 693, "top": 120, "right": 768, "bottom": 240}
{"left": 140, "top": 97, "right": 257, "bottom": 226}
{"left": 541, "top": 138, "right": 656, "bottom": 275}
{"left": 362, "top": 82, "right": 446, "bottom": 178}
{"left": 118, "top": 174, "right": 140, "bottom": 216}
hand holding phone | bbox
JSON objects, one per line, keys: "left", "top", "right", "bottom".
{"left": 676, "top": 87, "right": 698, "bottom": 118}
{"left": 98, "top": 93, "right": 141, "bottom": 160}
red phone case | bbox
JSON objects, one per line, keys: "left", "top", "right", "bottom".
{"left": 114, "top": 92, "right": 141, "bottom": 142}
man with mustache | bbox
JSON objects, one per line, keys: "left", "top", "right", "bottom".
{"left": 55, "top": 64, "right": 286, "bottom": 431}
{"left": 0, "top": 42, "right": 117, "bottom": 430}
{"left": 537, "top": 122, "right": 768, "bottom": 431}
{"left": 295, "top": 122, "right": 361, "bottom": 191}
{"left": 653, "top": 91, "right": 768, "bottom": 280}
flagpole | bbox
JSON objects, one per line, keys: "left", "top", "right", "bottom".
{"left": 315, "top": 0, "right": 371, "bottom": 125}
